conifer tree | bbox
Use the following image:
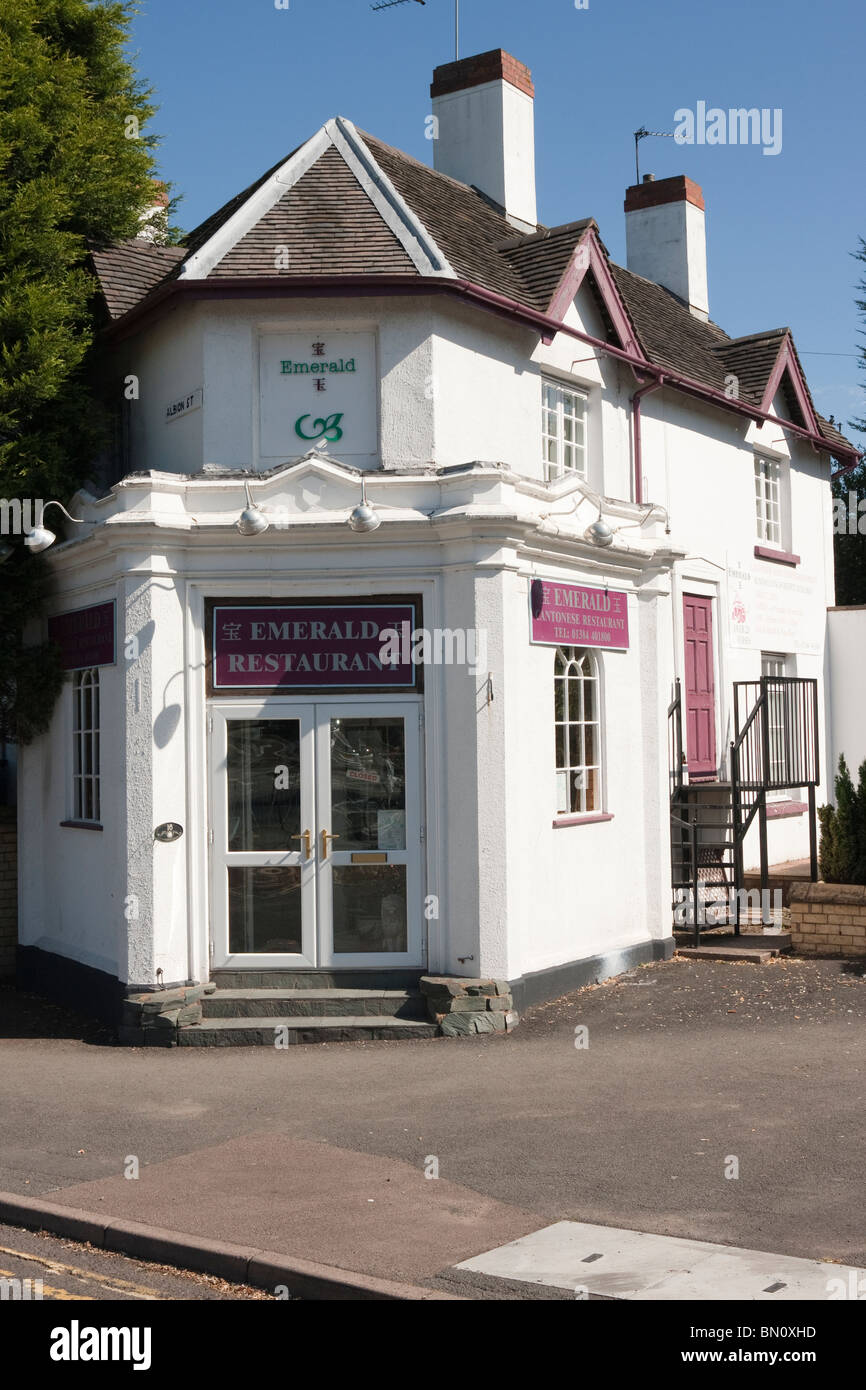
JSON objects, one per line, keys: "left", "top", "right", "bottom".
{"left": 0, "top": 0, "right": 175, "bottom": 754}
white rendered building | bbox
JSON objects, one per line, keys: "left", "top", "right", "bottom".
{"left": 16, "top": 50, "right": 859, "bottom": 1037}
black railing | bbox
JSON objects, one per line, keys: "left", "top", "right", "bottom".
{"left": 669, "top": 676, "right": 820, "bottom": 943}
{"left": 731, "top": 677, "right": 820, "bottom": 905}
{"left": 668, "top": 677, "right": 684, "bottom": 803}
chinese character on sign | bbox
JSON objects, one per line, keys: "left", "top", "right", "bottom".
{"left": 221, "top": 622, "right": 242, "bottom": 641}
{"left": 315, "top": 378, "right": 326, "bottom": 392}
{"left": 312, "top": 341, "right": 325, "bottom": 357}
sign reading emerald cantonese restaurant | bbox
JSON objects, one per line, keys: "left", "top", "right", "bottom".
{"left": 212, "top": 604, "right": 418, "bottom": 689}
{"left": 529, "top": 579, "right": 629, "bottom": 650}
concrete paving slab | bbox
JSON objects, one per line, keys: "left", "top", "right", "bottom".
{"left": 456, "top": 1221, "right": 866, "bottom": 1301}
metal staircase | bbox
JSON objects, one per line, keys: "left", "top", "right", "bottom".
{"left": 668, "top": 676, "right": 820, "bottom": 944}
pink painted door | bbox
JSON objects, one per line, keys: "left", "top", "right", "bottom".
{"left": 682, "top": 595, "right": 717, "bottom": 779}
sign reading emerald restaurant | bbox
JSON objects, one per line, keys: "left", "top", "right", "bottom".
{"left": 212, "top": 604, "right": 418, "bottom": 689}
{"left": 529, "top": 579, "right": 629, "bottom": 650}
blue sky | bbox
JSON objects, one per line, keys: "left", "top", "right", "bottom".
{"left": 130, "top": 0, "right": 864, "bottom": 434}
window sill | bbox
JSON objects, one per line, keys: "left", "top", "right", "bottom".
{"left": 59, "top": 820, "right": 103, "bottom": 832}
{"left": 754, "top": 544, "right": 801, "bottom": 567}
{"left": 552, "top": 812, "right": 614, "bottom": 828}
{"left": 765, "top": 800, "right": 808, "bottom": 820}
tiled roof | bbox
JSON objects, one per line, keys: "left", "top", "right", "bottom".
{"left": 91, "top": 240, "right": 185, "bottom": 319}
{"left": 359, "top": 131, "right": 539, "bottom": 306}
{"left": 499, "top": 220, "right": 595, "bottom": 309}
{"left": 610, "top": 262, "right": 731, "bottom": 391}
{"left": 89, "top": 126, "right": 856, "bottom": 452}
{"left": 210, "top": 145, "right": 418, "bottom": 278}
{"left": 714, "top": 330, "right": 788, "bottom": 404}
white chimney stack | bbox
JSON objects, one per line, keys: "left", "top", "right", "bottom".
{"left": 625, "top": 175, "right": 709, "bottom": 320}
{"left": 431, "top": 49, "right": 538, "bottom": 233}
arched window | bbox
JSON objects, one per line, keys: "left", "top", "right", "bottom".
{"left": 554, "top": 647, "right": 601, "bottom": 815}
{"left": 73, "top": 667, "right": 101, "bottom": 823}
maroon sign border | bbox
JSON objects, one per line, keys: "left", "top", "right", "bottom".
{"left": 48, "top": 600, "right": 117, "bottom": 672}
{"left": 204, "top": 595, "right": 424, "bottom": 696}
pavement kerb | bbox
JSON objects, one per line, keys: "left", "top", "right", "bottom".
{"left": 0, "top": 1190, "right": 462, "bottom": 1301}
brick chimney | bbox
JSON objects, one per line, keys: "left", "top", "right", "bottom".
{"left": 431, "top": 49, "right": 537, "bottom": 232}
{"left": 624, "top": 175, "right": 709, "bottom": 321}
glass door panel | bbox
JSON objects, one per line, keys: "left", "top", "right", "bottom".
{"left": 316, "top": 705, "right": 423, "bottom": 967}
{"left": 227, "top": 720, "right": 301, "bottom": 851}
{"left": 210, "top": 707, "right": 316, "bottom": 968}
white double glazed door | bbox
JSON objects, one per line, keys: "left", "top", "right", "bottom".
{"left": 209, "top": 699, "right": 424, "bottom": 969}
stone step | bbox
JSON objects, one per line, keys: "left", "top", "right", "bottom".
{"left": 677, "top": 946, "right": 775, "bottom": 963}
{"left": 201, "top": 988, "right": 428, "bottom": 1020}
{"left": 177, "top": 1015, "right": 440, "bottom": 1046}
{"left": 211, "top": 969, "right": 424, "bottom": 991}
{"left": 675, "top": 931, "right": 791, "bottom": 956}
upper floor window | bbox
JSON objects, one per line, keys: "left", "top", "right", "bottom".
{"left": 543, "top": 379, "right": 588, "bottom": 482}
{"left": 754, "top": 455, "right": 782, "bottom": 545}
{"left": 554, "top": 646, "right": 601, "bottom": 815}
{"left": 72, "top": 668, "right": 101, "bottom": 823}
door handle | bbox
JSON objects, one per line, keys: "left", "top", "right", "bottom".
{"left": 320, "top": 829, "right": 341, "bottom": 859}
{"left": 291, "top": 829, "right": 312, "bottom": 859}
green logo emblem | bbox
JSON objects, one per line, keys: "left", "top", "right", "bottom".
{"left": 294, "top": 413, "right": 344, "bottom": 442}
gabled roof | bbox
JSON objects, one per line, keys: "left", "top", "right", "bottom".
{"left": 208, "top": 144, "right": 417, "bottom": 278}
{"left": 90, "top": 117, "right": 858, "bottom": 457}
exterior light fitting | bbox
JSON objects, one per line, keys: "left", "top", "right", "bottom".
{"left": 348, "top": 477, "right": 381, "bottom": 534}
{"left": 584, "top": 515, "right": 614, "bottom": 548}
{"left": 236, "top": 482, "right": 269, "bottom": 537}
{"left": 23, "top": 501, "right": 84, "bottom": 554}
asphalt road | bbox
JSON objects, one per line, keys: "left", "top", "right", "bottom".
{"left": 1, "top": 955, "right": 865, "bottom": 1283}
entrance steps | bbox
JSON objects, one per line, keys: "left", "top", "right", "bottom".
{"left": 177, "top": 974, "right": 438, "bottom": 1045}
{"left": 676, "top": 931, "right": 792, "bottom": 963}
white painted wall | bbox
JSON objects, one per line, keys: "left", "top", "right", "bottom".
{"left": 18, "top": 582, "right": 125, "bottom": 980}
{"left": 498, "top": 562, "right": 673, "bottom": 982}
{"left": 828, "top": 607, "right": 866, "bottom": 787}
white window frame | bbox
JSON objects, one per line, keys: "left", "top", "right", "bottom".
{"left": 754, "top": 454, "right": 783, "bottom": 546}
{"left": 72, "top": 668, "right": 101, "bottom": 824}
{"left": 554, "top": 646, "right": 602, "bottom": 815}
{"left": 542, "top": 378, "right": 588, "bottom": 482}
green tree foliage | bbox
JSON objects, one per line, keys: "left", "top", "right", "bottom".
{"left": 0, "top": 0, "right": 174, "bottom": 752}
{"left": 818, "top": 755, "right": 866, "bottom": 885}
{"left": 0, "top": 548, "right": 63, "bottom": 746}
{"left": 0, "top": 0, "right": 163, "bottom": 497}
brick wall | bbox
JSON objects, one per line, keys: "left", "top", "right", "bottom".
{"left": 0, "top": 807, "right": 17, "bottom": 978}
{"left": 788, "top": 883, "right": 866, "bottom": 957}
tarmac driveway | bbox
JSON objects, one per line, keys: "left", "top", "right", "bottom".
{"left": 0, "top": 954, "right": 864, "bottom": 1284}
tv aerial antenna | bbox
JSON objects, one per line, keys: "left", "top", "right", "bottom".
{"left": 371, "top": 0, "right": 462, "bottom": 61}
{"left": 633, "top": 127, "right": 674, "bottom": 184}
